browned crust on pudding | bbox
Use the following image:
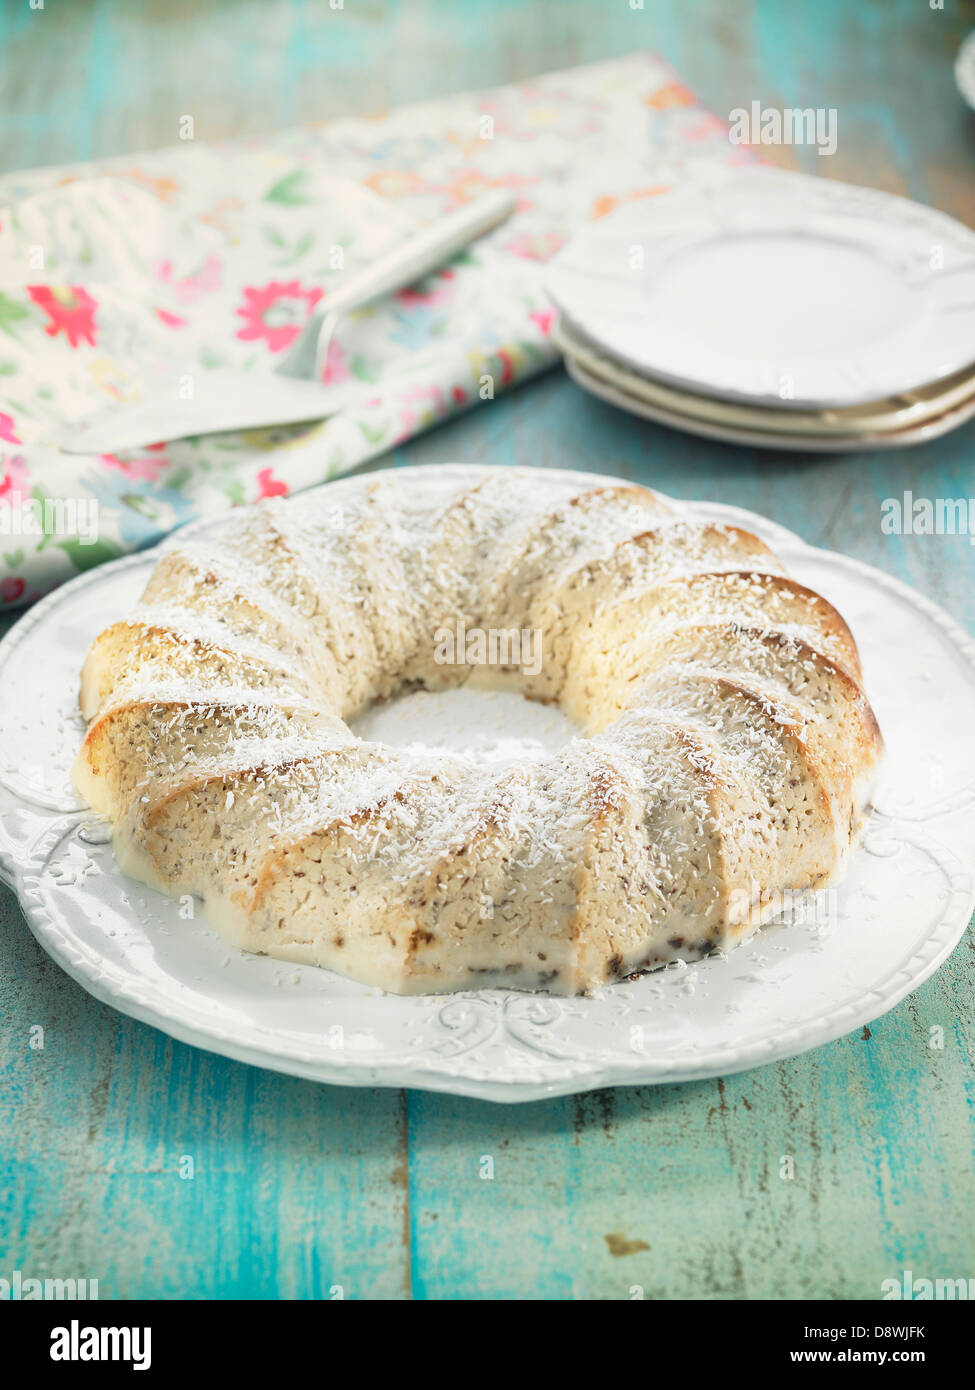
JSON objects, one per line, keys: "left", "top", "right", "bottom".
{"left": 73, "top": 472, "right": 884, "bottom": 995}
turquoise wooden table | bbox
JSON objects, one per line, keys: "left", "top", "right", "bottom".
{"left": 1, "top": 0, "right": 973, "bottom": 1300}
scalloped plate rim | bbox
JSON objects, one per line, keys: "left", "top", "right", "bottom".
{"left": 545, "top": 168, "right": 975, "bottom": 409}
{"left": 0, "top": 463, "right": 973, "bottom": 1102}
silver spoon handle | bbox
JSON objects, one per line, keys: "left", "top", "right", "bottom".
{"left": 324, "top": 188, "right": 518, "bottom": 317}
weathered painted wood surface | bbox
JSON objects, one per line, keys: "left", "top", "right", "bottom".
{"left": 1, "top": 0, "right": 973, "bottom": 1299}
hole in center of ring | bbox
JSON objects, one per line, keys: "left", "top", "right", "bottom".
{"left": 349, "top": 680, "right": 578, "bottom": 769}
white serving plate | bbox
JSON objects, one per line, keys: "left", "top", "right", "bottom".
{"left": 556, "top": 316, "right": 975, "bottom": 439}
{"left": 546, "top": 168, "right": 975, "bottom": 410}
{"left": 565, "top": 354, "right": 975, "bottom": 452}
{"left": 956, "top": 30, "right": 975, "bottom": 111}
{"left": 0, "top": 464, "right": 973, "bottom": 1103}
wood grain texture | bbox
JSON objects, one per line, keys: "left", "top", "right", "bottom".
{"left": 1, "top": 0, "right": 973, "bottom": 1300}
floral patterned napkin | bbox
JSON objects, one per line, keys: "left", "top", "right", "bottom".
{"left": 0, "top": 52, "right": 741, "bottom": 609}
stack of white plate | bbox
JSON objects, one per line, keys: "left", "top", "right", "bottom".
{"left": 546, "top": 168, "right": 975, "bottom": 452}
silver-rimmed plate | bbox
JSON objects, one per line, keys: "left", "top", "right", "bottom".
{"left": 564, "top": 353, "right": 975, "bottom": 452}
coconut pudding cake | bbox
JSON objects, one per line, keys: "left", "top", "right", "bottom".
{"left": 73, "top": 468, "right": 882, "bottom": 994}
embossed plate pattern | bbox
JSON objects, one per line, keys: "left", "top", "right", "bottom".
{"left": 546, "top": 168, "right": 975, "bottom": 409}
{"left": 0, "top": 465, "right": 972, "bottom": 1102}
